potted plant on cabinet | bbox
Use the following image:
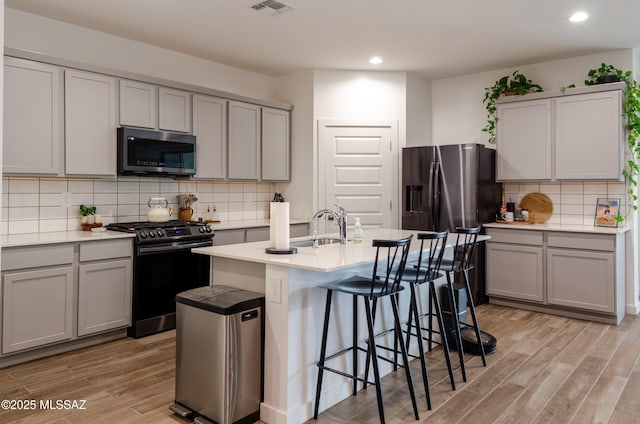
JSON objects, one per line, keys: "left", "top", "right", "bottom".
{"left": 482, "top": 71, "right": 544, "bottom": 143}
{"left": 584, "top": 63, "right": 640, "bottom": 219}
{"left": 79, "top": 204, "right": 101, "bottom": 229}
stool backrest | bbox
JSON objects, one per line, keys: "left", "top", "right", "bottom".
{"left": 414, "top": 231, "right": 449, "bottom": 283}
{"left": 451, "top": 227, "right": 480, "bottom": 271}
{"left": 370, "top": 235, "right": 413, "bottom": 296}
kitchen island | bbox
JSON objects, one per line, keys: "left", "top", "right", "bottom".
{"left": 193, "top": 229, "right": 489, "bottom": 424}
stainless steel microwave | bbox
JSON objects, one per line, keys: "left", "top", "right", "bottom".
{"left": 117, "top": 127, "right": 196, "bottom": 177}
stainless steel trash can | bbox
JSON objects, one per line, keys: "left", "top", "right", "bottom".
{"left": 170, "top": 285, "right": 264, "bottom": 424}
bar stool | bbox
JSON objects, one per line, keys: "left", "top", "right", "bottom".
{"left": 400, "top": 231, "right": 457, "bottom": 402}
{"left": 313, "top": 236, "right": 418, "bottom": 424}
{"left": 440, "top": 227, "right": 486, "bottom": 382}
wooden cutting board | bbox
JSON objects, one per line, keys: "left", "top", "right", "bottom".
{"left": 519, "top": 192, "right": 553, "bottom": 223}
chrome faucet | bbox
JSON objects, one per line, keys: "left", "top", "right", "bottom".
{"left": 312, "top": 204, "right": 348, "bottom": 245}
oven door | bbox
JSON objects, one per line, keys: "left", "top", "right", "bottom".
{"left": 132, "top": 239, "right": 212, "bottom": 336}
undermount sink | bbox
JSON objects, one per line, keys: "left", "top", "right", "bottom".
{"left": 289, "top": 237, "right": 342, "bottom": 247}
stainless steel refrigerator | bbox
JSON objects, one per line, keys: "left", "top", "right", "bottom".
{"left": 402, "top": 143, "right": 502, "bottom": 303}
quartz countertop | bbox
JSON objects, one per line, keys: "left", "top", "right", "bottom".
{"left": 483, "top": 222, "right": 630, "bottom": 235}
{"left": 193, "top": 228, "right": 490, "bottom": 273}
{"left": 1, "top": 230, "right": 136, "bottom": 248}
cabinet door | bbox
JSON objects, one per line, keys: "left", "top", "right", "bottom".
{"left": 119, "top": 79, "right": 157, "bottom": 129}
{"left": 3, "top": 57, "right": 63, "bottom": 175}
{"left": 261, "top": 107, "right": 290, "bottom": 181}
{"left": 2, "top": 266, "right": 74, "bottom": 353}
{"left": 547, "top": 248, "right": 615, "bottom": 313}
{"left": 555, "top": 91, "right": 623, "bottom": 180}
{"left": 496, "top": 99, "right": 552, "bottom": 180}
{"left": 158, "top": 87, "right": 192, "bottom": 133}
{"left": 228, "top": 101, "right": 261, "bottom": 180}
{"left": 65, "top": 69, "right": 117, "bottom": 176}
{"left": 193, "top": 94, "right": 227, "bottom": 179}
{"left": 78, "top": 259, "right": 132, "bottom": 336}
{"left": 486, "top": 242, "right": 544, "bottom": 302}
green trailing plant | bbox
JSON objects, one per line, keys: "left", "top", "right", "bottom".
{"left": 584, "top": 64, "right": 640, "bottom": 219}
{"left": 584, "top": 63, "right": 622, "bottom": 85}
{"left": 79, "top": 204, "right": 96, "bottom": 216}
{"left": 482, "top": 71, "right": 544, "bottom": 143}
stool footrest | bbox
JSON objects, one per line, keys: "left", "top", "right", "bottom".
{"left": 317, "top": 364, "right": 377, "bottom": 387}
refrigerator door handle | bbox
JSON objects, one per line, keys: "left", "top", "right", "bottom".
{"left": 433, "top": 162, "right": 441, "bottom": 230}
{"left": 427, "top": 161, "right": 435, "bottom": 229}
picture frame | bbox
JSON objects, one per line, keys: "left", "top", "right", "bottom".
{"left": 594, "top": 198, "right": 620, "bottom": 227}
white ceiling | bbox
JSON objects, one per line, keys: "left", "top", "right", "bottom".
{"left": 5, "top": 0, "right": 640, "bottom": 78}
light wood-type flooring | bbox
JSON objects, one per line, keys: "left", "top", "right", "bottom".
{"left": 1, "top": 304, "right": 640, "bottom": 423}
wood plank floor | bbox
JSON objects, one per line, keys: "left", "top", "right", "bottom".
{"left": 1, "top": 304, "right": 640, "bottom": 423}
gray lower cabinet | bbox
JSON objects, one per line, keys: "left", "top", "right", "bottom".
{"left": 0, "top": 238, "right": 133, "bottom": 356}
{"left": 486, "top": 243, "right": 544, "bottom": 302}
{"left": 214, "top": 223, "right": 309, "bottom": 246}
{"left": 78, "top": 259, "right": 132, "bottom": 336}
{"left": 485, "top": 227, "right": 625, "bottom": 324}
{"left": 2, "top": 266, "right": 74, "bottom": 354}
{"left": 78, "top": 239, "right": 133, "bottom": 336}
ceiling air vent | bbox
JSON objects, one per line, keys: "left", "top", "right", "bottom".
{"left": 251, "top": 0, "right": 292, "bottom": 15}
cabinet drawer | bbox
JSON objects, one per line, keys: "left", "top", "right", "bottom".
{"left": 2, "top": 244, "right": 74, "bottom": 271}
{"left": 486, "top": 228, "right": 543, "bottom": 246}
{"left": 80, "top": 239, "right": 133, "bottom": 262}
{"left": 214, "top": 229, "right": 246, "bottom": 246}
{"left": 547, "top": 232, "right": 614, "bottom": 252}
{"left": 246, "top": 227, "right": 270, "bottom": 243}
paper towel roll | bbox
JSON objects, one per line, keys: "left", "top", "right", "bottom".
{"left": 270, "top": 202, "right": 290, "bottom": 250}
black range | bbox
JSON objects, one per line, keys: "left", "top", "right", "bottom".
{"left": 106, "top": 220, "right": 214, "bottom": 338}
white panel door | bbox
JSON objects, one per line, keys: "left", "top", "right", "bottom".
{"left": 318, "top": 120, "right": 398, "bottom": 231}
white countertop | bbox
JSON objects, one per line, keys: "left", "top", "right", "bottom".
{"left": 193, "top": 228, "right": 490, "bottom": 273}
{"left": 483, "top": 222, "right": 630, "bottom": 235}
{"left": 210, "top": 218, "right": 308, "bottom": 231}
{"left": 1, "top": 230, "right": 136, "bottom": 248}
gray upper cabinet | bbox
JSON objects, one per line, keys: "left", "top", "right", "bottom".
{"left": 193, "top": 94, "right": 227, "bottom": 179}
{"left": 554, "top": 90, "right": 623, "bottom": 180}
{"left": 159, "top": 87, "right": 192, "bottom": 133}
{"left": 3, "top": 57, "right": 63, "bottom": 175}
{"left": 496, "top": 84, "right": 624, "bottom": 182}
{"left": 119, "top": 79, "right": 157, "bottom": 129}
{"left": 228, "top": 101, "right": 261, "bottom": 180}
{"left": 261, "top": 107, "right": 290, "bottom": 181}
{"left": 65, "top": 69, "right": 117, "bottom": 176}
{"left": 496, "top": 99, "right": 552, "bottom": 181}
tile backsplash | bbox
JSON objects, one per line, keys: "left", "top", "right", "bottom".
{"left": 2, "top": 177, "right": 276, "bottom": 234}
{"left": 503, "top": 181, "right": 628, "bottom": 226}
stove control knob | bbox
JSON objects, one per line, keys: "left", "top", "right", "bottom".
{"left": 140, "top": 231, "right": 148, "bottom": 238}
{"left": 205, "top": 225, "right": 212, "bottom": 233}
{"left": 149, "top": 231, "right": 156, "bottom": 238}
{"left": 199, "top": 227, "right": 205, "bottom": 233}
{"left": 157, "top": 230, "right": 165, "bottom": 237}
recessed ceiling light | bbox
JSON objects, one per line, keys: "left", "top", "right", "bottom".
{"left": 569, "top": 11, "right": 589, "bottom": 22}
{"left": 369, "top": 56, "right": 383, "bottom": 65}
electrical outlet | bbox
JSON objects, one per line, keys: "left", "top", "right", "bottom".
{"left": 61, "top": 192, "right": 71, "bottom": 208}
{"left": 269, "top": 278, "right": 282, "bottom": 304}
